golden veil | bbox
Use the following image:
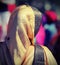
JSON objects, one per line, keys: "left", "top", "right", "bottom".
{"left": 6, "top": 5, "right": 57, "bottom": 65}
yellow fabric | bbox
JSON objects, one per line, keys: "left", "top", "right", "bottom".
{"left": 6, "top": 5, "right": 57, "bottom": 65}
{"left": 7, "top": 5, "right": 35, "bottom": 65}
{"left": 42, "top": 46, "right": 57, "bottom": 65}
{"left": 22, "top": 46, "right": 34, "bottom": 65}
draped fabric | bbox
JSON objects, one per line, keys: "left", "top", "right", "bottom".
{"left": 6, "top": 5, "right": 35, "bottom": 65}
{"left": 0, "top": 5, "right": 57, "bottom": 65}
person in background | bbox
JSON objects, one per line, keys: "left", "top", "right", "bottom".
{"left": 0, "top": 0, "right": 16, "bottom": 42}
{"left": 0, "top": 1, "right": 10, "bottom": 42}
{"left": 44, "top": 11, "right": 58, "bottom": 51}
{"left": 1, "top": 0, "right": 16, "bottom": 13}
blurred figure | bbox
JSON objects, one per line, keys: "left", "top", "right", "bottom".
{"left": 16, "top": 0, "right": 45, "bottom": 46}
{"left": 0, "top": 0, "right": 16, "bottom": 42}
{"left": 0, "top": 1, "right": 11, "bottom": 42}
{"left": 44, "top": 11, "right": 58, "bottom": 51}
{"left": 0, "top": 5, "right": 57, "bottom": 65}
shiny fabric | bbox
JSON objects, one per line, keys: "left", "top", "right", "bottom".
{"left": 33, "top": 44, "right": 44, "bottom": 65}
{"left": 0, "top": 5, "right": 58, "bottom": 65}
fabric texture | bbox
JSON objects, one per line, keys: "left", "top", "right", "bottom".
{"left": 42, "top": 46, "right": 58, "bottom": 65}
{"left": 0, "top": 5, "right": 57, "bottom": 65}
{"left": 32, "top": 44, "right": 44, "bottom": 65}
{"left": 6, "top": 5, "right": 35, "bottom": 65}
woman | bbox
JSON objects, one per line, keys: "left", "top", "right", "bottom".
{"left": 0, "top": 5, "right": 57, "bottom": 65}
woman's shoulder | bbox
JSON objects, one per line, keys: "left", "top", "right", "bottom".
{"left": 42, "top": 46, "right": 58, "bottom": 65}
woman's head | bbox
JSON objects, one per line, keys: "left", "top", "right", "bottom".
{"left": 18, "top": 5, "right": 35, "bottom": 34}
{"left": 5, "top": 5, "right": 57, "bottom": 65}
{"left": 6, "top": 5, "right": 35, "bottom": 65}
{"left": 7, "top": 5, "right": 35, "bottom": 47}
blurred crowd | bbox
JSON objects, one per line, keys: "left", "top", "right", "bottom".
{"left": 0, "top": 0, "right": 60, "bottom": 65}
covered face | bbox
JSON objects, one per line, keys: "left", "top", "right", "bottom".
{"left": 6, "top": 5, "right": 35, "bottom": 65}
{"left": 7, "top": 5, "right": 35, "bottom": 45}
{"left": 5, "top": 5, "right": 57, "bottom": 65}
